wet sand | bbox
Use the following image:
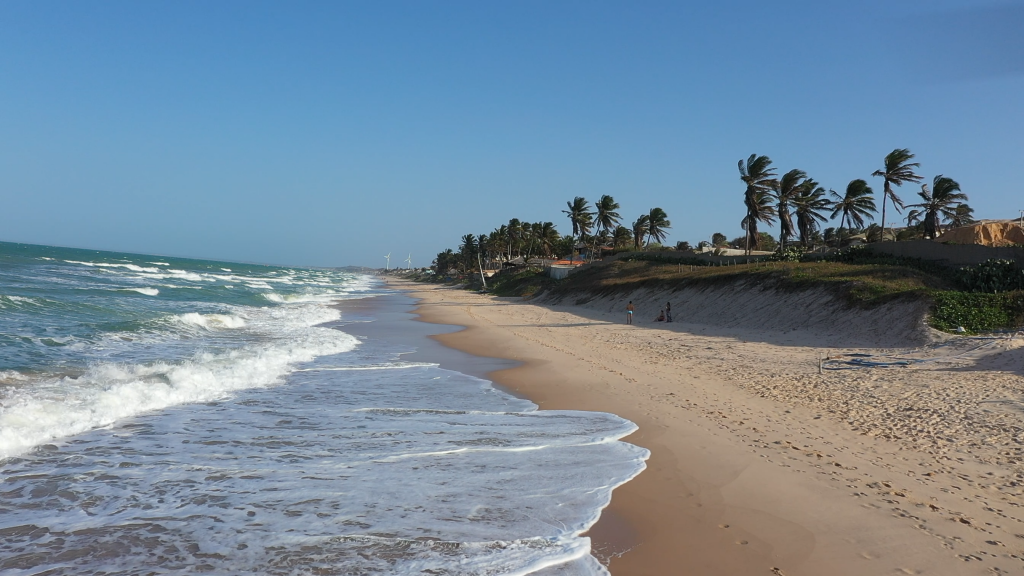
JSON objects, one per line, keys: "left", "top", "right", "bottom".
{"left": 398, "top": 280, "right": 1024, "bottom": 576}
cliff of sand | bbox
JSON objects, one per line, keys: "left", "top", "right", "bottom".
{"left": 938, "top": 219, "right": 1024, "bottom": 247}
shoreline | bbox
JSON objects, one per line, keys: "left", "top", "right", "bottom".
{"left": 396, "top": 279, "right": 1024, "bottom": 575}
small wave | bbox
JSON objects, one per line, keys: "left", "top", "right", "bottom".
{"left": 148, "top": 262, "right": 170, "bottom": 266}
{"left": 0, "top": 295, "right": 41, "bottom": 308}
{"left": 122, "top": 287, "right": 159, "bottom": 296}
{"left": 65, "top": 260, "right": 163, "bottom": 274}
{"left": 175, "top": 312, "right": 247, "bottom": 330}
{"left": 262, "top": 291, "right": 353, "bottom": 304}
{"left": 0, "top": 370, "right": 28, "bottom": 383}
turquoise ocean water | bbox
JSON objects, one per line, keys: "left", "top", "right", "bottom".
{"left": 0, "top": 242, "right": 646, "bottom": 575}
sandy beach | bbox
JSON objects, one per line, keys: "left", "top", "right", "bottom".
{"left": 398, "top": 279, "right": 1024, "bottom": 575}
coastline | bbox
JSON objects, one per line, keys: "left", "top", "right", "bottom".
{"left": 396, "top": 279, "right": 1024, "bottom": 576}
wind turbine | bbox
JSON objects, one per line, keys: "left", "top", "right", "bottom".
{"left": 404, "top": 253, "right": 412, "bottom": 269}
{"left": 384, "top": 253, "right": 391, "bottom": 271}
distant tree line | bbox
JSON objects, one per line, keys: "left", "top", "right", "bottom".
{"left": 431, "top": 147, "right": 975, "bottom": 273}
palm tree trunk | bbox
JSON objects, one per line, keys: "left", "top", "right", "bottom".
{"left": 880, "top": 183, "right": 889, "bottom": 242}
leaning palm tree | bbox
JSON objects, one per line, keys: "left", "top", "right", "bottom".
{"left": 594, "top": 195, "right": 621, "bottom": 235}
{"left": 646, "top": 208, "right": 671, "bottom": 246}
{"left": 872, "top": 149, "right": 922, "bottom": 242}
{"left": 738, "top": 154, "right": 778, "bottom": 254}
{"left": 562, "top": 197, "right": 592, "bottom": 243}
{"left": 739, "top": 190, "right": 776, "bottom": 251}
{"left": 632, "top": 215, "right": 650, "bottom": 250}
{"left": 906, "top": 175, "right": 967, "bottom": 239}
{"left": 830, "top": 180, "right": 877, "bottom": 244}
{"left": 590, "top": 195, "right": 621, "bottom": 261}
{"left": 791, "top": 179, "right": 832, "bottom": 248}
{"left": 776, "top": 169, "right": 806, "bottom": 250}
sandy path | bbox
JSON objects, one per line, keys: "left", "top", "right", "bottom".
{"left": 401, "top": 281, "right": 1024, "bottom": 575}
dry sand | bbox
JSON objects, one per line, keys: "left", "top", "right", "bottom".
{"left": 398, "top": 279, "right": 1024, "bottom": 575}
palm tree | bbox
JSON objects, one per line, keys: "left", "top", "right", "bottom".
{"left": 791, "top": 179, "right": 832, "bottom": 248}
{"left": 948, "top": 203, "right": 976, "bottom": 228}
{"left": 906, "top": 175, "right": 967, "bottom": 239}
{"left": 872, "top": 149, "right": 922, "bottom": 242}
{"left": 459, "top": 234, "right": 478, "bottom": 272}
{"left": 776, "top": 169, "right": 806, "bottom": 250}
{"left": 740, "top": 190, "right": 777, "bottom": 251}
{"left": 646, "top": 208, "right": 672, "bottom": 245}
{"left": 738, "top": 154, "right": 778, "bottom": 254}
{"left": 589, "top": 195, "right": 621, "bottom": 261}
{"left": 594, "top": 195, "right": 621, "bottom": 235}
{"left": 506, "top": 218, "right": 523, "bottom": 258}
{"left": 632, "top": 215, "right": 650, "bottom": 250}
{"left": 538, "top": 222, "right": 559, "bottom": 257}
{"left": 562, "top": 197, "right": 592, "bottom": 243}
{"left": 830, "top": 180, "right": 877, "bottom": 245}
{"left": 611, "top": 225, "right": 633, "bottom": 248}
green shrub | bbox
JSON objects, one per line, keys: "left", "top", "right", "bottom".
{"left": 953, "top": 259, "right": 1024, "bottom": 293}
{"left": 767, "top": 246, "right": 804, "bottom": 262}
{"left": 930, "top": 291, "right": 1024, "bottom": 333}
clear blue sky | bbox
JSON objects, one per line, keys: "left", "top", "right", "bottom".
{"left": 1, "top": 0, "right": 1021, "bottom": 267}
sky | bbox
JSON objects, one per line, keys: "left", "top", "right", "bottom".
{"left": 1, "top": 0, "right": 1022, "bottom": 267}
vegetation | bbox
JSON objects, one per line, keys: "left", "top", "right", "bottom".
{"left": 830, "top": 179, "right": 877, "bottom": 240}
{"left": 906, "top": 176, "right": 968, "bottom": 239}
{"left": 737, "top": 154, "right": 778, "bottom": 253}
{"left": 872, "top": 148, "right": 923, "bottom": 241}
{"left": 412, "top": 145, "right": 1016, "bottom": 334}
{"left": 930, "top": 292, "right": 1024, "bottom": 334}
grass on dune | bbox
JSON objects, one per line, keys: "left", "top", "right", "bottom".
{"left": 554, "top": 260, "right": 955, "bottom": 305}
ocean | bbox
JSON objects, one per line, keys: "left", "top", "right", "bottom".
{"left": 0, "top": 242, "right": 647, "bottom": 575}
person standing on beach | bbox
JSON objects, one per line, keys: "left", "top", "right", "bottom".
{"left": 666, "top": 302, "right": 672, "bottom": 322}
{"left": 626, "top": 301, "right": 634, "bottom": 324}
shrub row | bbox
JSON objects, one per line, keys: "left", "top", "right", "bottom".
{"left": 930, "top": 291, "right": 1024, "bottom": 334}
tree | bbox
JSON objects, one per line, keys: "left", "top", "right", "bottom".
{"left": 646, "top": 207, "right": 671, "bottom": 245}
{"left": 791, "top": 179, "right": 832, "bottom": 248}
{"left": 776, "top": 169, "right": 806, "bottom": 250}
{"left": 906, "top": 175, "right": 968, "bottom": 239}
{"left": 738, "top": 154, "right": 778, "bottom": 254}
{"left": 477, "top": 234, "right": 490, "bottom": 265}
{"left": 872, "top": 149, "right": 922, "bottom": 242}
{"left": 553, "top": 234, "right": 576, "bottom": 259}
{"left": 675, "top": 241, "right": 692, "bottom": 251}
{"left": 611, "top": 225, "right": 633, "bottom": 248}
{"left": 757, "top": 232, "right": 778, "bottom": 252}
{"left": 740, "top": 188, "right": 777, "bottom": 252}
{"left": 590, "top": 195, "right": 621, "bottom": 260}
{"left": 830, "top": 180, "right": 877, "bottom": 244}
{"left": 538, "top": 222, "right": 560, "bottom": 256}
{"left": 562, "top": 197, "right": 593, "bottom": 246}
{"left": 631, "top": 215, "right": 650, "bottom": 250}
{"left": 711, "top": 232, "right": 728, "bottom": 246}
{"left": 948, "top": 203, "right": 976, "bottom": 228}
{"left": 458, "top": 234, "right": 478, "bottom": 272}
{"left": 823, "top": 227, "right": 838, "bottom": 247}
{"left": 433, "top": 249, "right": 456, "bottom": 275}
